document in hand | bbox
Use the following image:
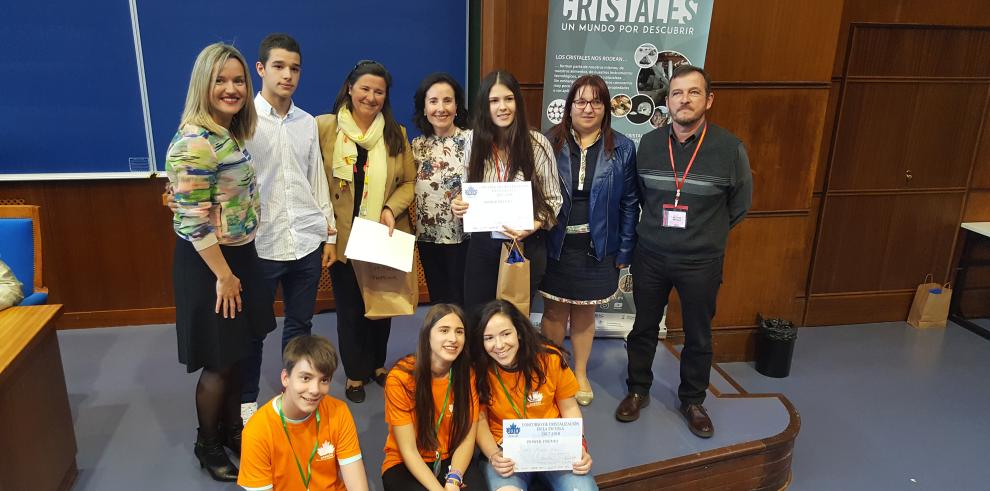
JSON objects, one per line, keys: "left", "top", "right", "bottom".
{"left": 343, "top": 217, "right": 416, "bottom": 272}
{"left": 461, "top": 181, "right": 534, "bottom": 233}
{"left": 501, "top": 417, "right": 583, "bottom": 472}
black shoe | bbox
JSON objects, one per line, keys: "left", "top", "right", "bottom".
{"left": 219, "top": 423, "right": 242, "bottom": 456}
{"left": 345, "top": 384, "right": 366, "bottom": 403}
{"left": 194, "top": 429, "right": 238, "bottom": 482}
{"left": 373, "top": 370, "right": 388, "bottom": 387}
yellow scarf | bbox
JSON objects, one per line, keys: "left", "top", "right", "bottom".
{"left": 332, "top": 107, "right": 387, "bottom": 219}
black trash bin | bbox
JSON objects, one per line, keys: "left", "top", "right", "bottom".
{"left": 755, "top": 315, "right": 797, "bottom": 378}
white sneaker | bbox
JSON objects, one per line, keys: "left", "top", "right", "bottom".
{"left": 241, "top": 402, "right": 258, "bottom": 426}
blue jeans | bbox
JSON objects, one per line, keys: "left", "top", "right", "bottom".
{"left": 241, "top": 246, "right": 324, "bottom": 403}
{"left": 483, "top": 461, "right": 599, "bottom": 491}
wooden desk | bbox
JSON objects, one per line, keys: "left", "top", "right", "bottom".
{"left": 950, "top": 223, "right": 990, "bottom": 340}
{"left": 0, "top": 305, "right": 77, "bottom": 491}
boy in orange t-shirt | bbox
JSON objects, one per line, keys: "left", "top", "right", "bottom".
{"left": 238, "top": 335, "right": 369, "bottom": 491}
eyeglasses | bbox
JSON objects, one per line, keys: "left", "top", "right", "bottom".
{"left": 573, "top": 99, "right": 604, "bottom": 110}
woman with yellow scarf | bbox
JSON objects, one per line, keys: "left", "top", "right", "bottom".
{"left": 317, "top": 60, "right": 416, "bottom": 403}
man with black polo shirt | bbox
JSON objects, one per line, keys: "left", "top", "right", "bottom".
{"left": 615, "top": 65, "right": 752, "bottom": 438}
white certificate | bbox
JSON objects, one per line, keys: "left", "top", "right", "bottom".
{"left": 501, "top": 418, "right": 583, "bottom": 472}
{"left": 342, "top": 217, "right": 416, "bottom": 272}
{"left": 461, "top": 181, "right": 534, "bottom": 233}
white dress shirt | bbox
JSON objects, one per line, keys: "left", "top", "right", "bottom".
{"left": 247, "top": 93, "right": 336, "bottom": 262}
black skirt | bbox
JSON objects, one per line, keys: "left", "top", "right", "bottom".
{"left": 539, "top": 233, "right": 619, "bottom": 304}
{"left": 173, "top": 238, "right": 275, "bottom": 373}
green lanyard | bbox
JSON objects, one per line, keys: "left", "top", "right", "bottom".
{"left": 494, "top": 366, "right": 527, "bottom": 419}
{"left": 432, "top": 369, "right": 453, "bottom": 477}
{"left": 277, "top": 395, "right": 321, "bottom": 490}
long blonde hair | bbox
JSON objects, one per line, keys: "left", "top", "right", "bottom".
{"left": 179, "top": 43, "right": 256, "bottom": 143}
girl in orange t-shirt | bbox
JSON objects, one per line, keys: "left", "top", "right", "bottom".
{"left": 470, "top": 300, "right": 598, "bottom": 491}
{"left": 381, "top": 304, "right": 484, "bottom": 490}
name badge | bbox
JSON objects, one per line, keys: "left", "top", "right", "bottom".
{"left": 662, "top": 204, "right": 688, "bottom": 229}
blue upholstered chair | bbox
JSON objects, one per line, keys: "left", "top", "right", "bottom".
{"left": 0, "top": 205, "right": 48, "bottom": 305}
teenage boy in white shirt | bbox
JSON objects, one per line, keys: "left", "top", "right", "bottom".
{"left": 240, "top": 33, "right": 337, "bottom": 425}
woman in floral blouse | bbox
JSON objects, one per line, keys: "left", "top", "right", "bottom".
{"left": 411, "top": 73, "right": 472, "bottom": 305}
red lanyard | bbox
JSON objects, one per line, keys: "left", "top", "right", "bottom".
{"left": 667, "top": 123, "right": 707, "bottom": 207}
{"left": 492, "top": 144, "right": 509, "bottom": 182}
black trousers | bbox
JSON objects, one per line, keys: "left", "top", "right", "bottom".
{"left": 381, "top": 454, "right": 488, "bottom": 491}
{"left": 626, "top": 247, "right": 723, "bottom": 404}
{"left": 418, "top": 240, "right": 469, "bottom": 305}
{"left": 463, "top": 231, "right": 547, "bottom": 317}
{"left": 329, "top": 260, "right": 391, "bottom": 382}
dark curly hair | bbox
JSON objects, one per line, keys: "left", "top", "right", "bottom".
{"left": 412, "top": 72, "right": 469, "bottom": 136}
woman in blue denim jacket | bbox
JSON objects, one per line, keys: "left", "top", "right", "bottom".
{"left": 540, "top": 75, "right": 640, "bottom": 406}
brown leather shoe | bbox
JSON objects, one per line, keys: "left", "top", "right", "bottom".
{"left": 679, "top": 403, "right": 714, "bottom": 438}
{"left": 615, "top": 393, "right": 650, "bottom": 422}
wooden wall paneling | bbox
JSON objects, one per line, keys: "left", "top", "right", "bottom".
{"left": 954, "top": 232, "right": 990, "bottom": 318}
{"left": 972, "top": 97, "right": 990, "bottom": 189}
{"left": 481, "top": 0, "right": 550, "bottom": 79}
{"left": 0, "top": 180, "right": 176, "bottom": 318}
{"left": 480, "top": 0, "right": 508, "bottom": 75}
{"left": 957, "top": 286, "right": 990, "bottom": 318}
{"left": 706, "top": 0, "right": 844, "bottom": 82}
{"left": 810, "top": 192, "right": 965, "bottom": 294}
{"left": 805, "top": 290, "right": 916, "bottom": 326}
{"left": 846, "top": 25, "right": 990, "bottom": 78}
{"left": 707, "top": 87, "right": 829, "bottom": 211}
{"left": 503, "top": 1, "right": 548, "bottom": 83}
{"left": 829, "top": 81, "right": 987, "bottom": 191}
{"left": 716, "top": 214, "right": 811, "bottom": 327}
{"left": 815, "top": 81, "right": 843, "bottom": 194}
{"left": 520, "top": 84, "right": 546, "bottom": 127}
{"left": 963, "top": 190, "right": 990, "bottom": 221}
{"left": 663, "top": 214, "right": 810, "bottom": 334}
{"left": 832, "top": 0, "right": 990, "bottom": 77}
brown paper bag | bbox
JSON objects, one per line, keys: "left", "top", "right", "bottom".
{"left": 906, "top": 274, "right": 952, "bottom": 328}
{"left": 351, "top": 260, "right": 419, "bottom": 320}
{"left": 496, "top": 239, "right": 531, "bottom": 317}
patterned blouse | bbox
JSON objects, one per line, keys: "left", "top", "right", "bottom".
{"left": 165, "top": 124, "right": 260, "bottom": 251}
{"left": 412, "top": 128, "right": 471, "bottom": 244}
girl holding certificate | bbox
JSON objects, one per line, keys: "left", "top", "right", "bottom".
{"left": 540, "top": 75, "right": 640, "bottom": 406}
{"left": 451, "top": 70, "right": 562, "bottom": 313}
{"left": 470, "top": 300, "right": 598, "bottom": 491}
{"left": 317, "top": 60, "right": 416, "bottom": 404}
{"left": 381, "top": 304, "right": 484, "bottom": 491}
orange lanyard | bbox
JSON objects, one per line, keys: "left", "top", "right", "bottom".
{"left": 666, "top": 123, "right": 707, "bottom": 207}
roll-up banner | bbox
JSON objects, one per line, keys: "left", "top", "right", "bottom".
{"left": 533, "top": 0, "right": 715, "bottom": 337}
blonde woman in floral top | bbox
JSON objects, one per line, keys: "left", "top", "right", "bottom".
{"left": 412, "top": 73, "right": 472, "bottom": 305}
{"left": 164, "top": 43, "right": 274, "bottom": 483}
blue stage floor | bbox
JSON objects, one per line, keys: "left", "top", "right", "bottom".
{"left": 57, "top": 309, "right": 988, "bottom": 490}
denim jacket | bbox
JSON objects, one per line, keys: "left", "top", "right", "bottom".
{"left": 546, "top": 131, "right": 639, "bottom": 265}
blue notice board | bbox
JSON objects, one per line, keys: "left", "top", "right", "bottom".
{"left": 0, "top": 0, "right": 468, "bottom": 180}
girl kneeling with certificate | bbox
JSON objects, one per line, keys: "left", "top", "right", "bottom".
{"left": 381, "top": 304, "right": 484, "bottom": 490}
{"left": 470, "top": 300, "right": 598, "bottom": 491}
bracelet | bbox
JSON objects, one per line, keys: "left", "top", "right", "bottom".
{"left": 445, "top": 467, "right": 464, "bottom": 488}
{"left": 582, "top": 435, "right": 589, "bottom": 452}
